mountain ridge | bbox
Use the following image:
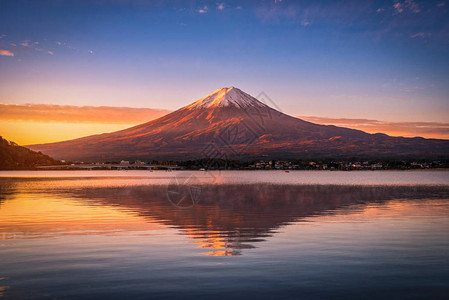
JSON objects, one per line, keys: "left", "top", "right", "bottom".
{"left": 0, "top": 136, "right": 61, "bottom": 169}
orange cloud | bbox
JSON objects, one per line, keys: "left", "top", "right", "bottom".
{"left": 0, "top": 103, "right": 170, "bottom": 124}
{"left": 300, "top": 116, "right": 449, "bottom": 139}
{"left": 0, "top": 48, "right": 14, "bottom": 56}
{"left": 0, "top": 103, "right": 171, "bottom": 145}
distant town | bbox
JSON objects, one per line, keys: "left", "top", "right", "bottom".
{"left": 38, "top": 158, "right": 449, "bottom": 171}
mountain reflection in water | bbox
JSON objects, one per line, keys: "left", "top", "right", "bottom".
{"left": 2, "top": 178, "right": 448, "bottom": 257}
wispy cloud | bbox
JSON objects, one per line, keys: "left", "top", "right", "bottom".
{"left": 0, "top": 47, "right": 14, "bottom": 56}
{"left": 410, "top": 32, "right": 431, "bottom": 38}
{"left": 300, "top": 116, "right": 449, "bottom": 139}
{"left": 5, "top": 39, "right": 55, "bottom": 56}
{"left": 20, "top": 40, "right": 31, "bottom": 47}
{"left": 197, "top": 5, "right": 208, "bottom": 13}
{"left": 55, "top": 41, "right": 79, "bottom": 52}
{"left": 0, "top": 103, "right": 171, "bottom": 124}
{"left": 382, "top": 77, "right": 434, "bottom": 94}
{"left": 217, "top": 3, "right": 224, "bottom": 11}
{"left": 393, "top": 2, "right": 404, "bottom": 13}
{"left": 246, "top": 0, "right": 443, "bottom": 46}
{"left": 2, "top": 37, "right": 95, "bottom": 57}
{"left": 393, "top": 0, "right": 421, "bottom": 14}
{"left": 301, "top": 19, "right": 310, "bottom": 27}
{"left": 400, "top": 84, "right": 433, "bottom": 93}
{"left": 20, "top": 40, "right": 40, "bottom": 48}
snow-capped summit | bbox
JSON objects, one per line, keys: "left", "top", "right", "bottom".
{"left": 187, "top": 87, "right": 268, "bottom": 109}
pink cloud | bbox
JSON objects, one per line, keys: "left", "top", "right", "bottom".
{"left": 0, "top": 47, "right": 14, "bottom": 56}
{"left": 197, "top": 6, "right": 208, "bottom": 13}
{"left": 299, "top": 116, "right": 449, "bottom": 139}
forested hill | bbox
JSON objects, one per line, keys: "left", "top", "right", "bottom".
{"left": 0, "top": 136, "right": 60, "bottom": 170}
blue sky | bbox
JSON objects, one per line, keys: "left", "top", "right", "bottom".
{"left": 0, "top": 0, "right": 448, "bottom": 122}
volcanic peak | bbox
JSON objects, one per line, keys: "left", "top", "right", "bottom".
{"left": 186, "top": 87, "right": 268, "bottom": 110}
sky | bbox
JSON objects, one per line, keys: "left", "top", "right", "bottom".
{"left": 0, "top": 0, "right": 448, "bottom": 144}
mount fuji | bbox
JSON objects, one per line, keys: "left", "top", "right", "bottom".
{"left": 28, "top": 87, "right": 449, "bottom": 161}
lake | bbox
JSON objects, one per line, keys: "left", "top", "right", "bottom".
{"left": 0, "top": 170, "right": 448, "bottom": 299}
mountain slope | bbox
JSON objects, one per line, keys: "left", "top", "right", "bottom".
{"left": 0, "top": 136, "right": 61, "bottom": 169}
{"left": 28, "top": 87, "right": 449, "bottom": 161}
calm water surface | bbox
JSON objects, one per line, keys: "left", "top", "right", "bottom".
{"left": 0, "top": 170, "right": 448, "bottom": 299}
